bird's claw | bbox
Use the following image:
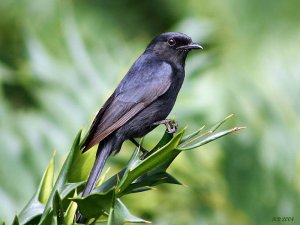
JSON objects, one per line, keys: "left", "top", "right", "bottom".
{"left": 166, "top": 120, "right": 178, "bottom": 134}
{"left": 154, "top": 119, "right": 178, "bottom": 134}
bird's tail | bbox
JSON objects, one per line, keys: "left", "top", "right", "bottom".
{"left": 76, "top": 139, "right": 112, "bottom": 223}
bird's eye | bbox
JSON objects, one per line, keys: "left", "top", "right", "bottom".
{"left": 168, "top": 38, "right": 176, "bottom": 46}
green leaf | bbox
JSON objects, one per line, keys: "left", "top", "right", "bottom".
{"left": 116, "top": 128, "right": 185, "bottom": 195}
{"left": 39, "top": 211, "right": 53, "bottom": 225}
{"left": 53, "top": 191, "right": 66, "bottom": 225}
{"left": 68, "top": 145, "right": 97, "bottom": 183}
{"left": 60, "top": 182, "right": 85, "bottom": 199}
{"left": 210, "top": 114, "right": 234, "bottom": 132}
{"left": 82, "top": 151, "right": 139, "bottom": 205}
{"left": 108, "top": 199, "right": 150, "bottom": 225}
{"left": 71, "top": 188, "right": 114, "bottom": 218}
{"left": 17, "top": 116, "right": 243, "bottom": 225}
{"left": 124, "top": 186, "right": 152, "bottom": 193}
{"left": 125, "top": 146, "right": 143, "bottom": 171}
{"left": 92, "top": 132, "right": 181, "bottom": 197}
{"left": 94, "top": 169, "right": 126, "bottom": 194}
{"left": 113, "top": 147, "right": 143, "bottom": 194}
{"left": 177, "top": 115, "right": 245, "bottom": 150}
{"left": 180, "top": 125, "right": 205, "bottom": 143}
{"left": 123, "top": 172, "right": 181, "bottom": 194}
{"left": 39, "top": 153, "right": 55, "bottom": 204}
{"left": 177, "top": 127, "right": 245, "bottom": 150}
{"left": 150, "top": 130, "right": 174, "bottom": 152}
{"left": 39, "top": 130, "right": 82, "bottom": 224}
{"left": 64, "top": 191, "right": 78, "bottom": 225}
{"left": 18, "top": 153, "right": 55, "bottom": 224}
{"left": 18, "top": 201, "right": 44, "bottom": 225}
{"left": 146, "top": 149, "right": 180, "bottom": 174}
{"left": 12, "top": 216, "right": 20, "bottom": 225}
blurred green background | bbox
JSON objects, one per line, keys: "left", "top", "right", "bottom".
{"left": 1, "top": 0, "right": 299, "bottom": 224}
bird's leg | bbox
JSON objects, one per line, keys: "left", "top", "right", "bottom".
{"left": 130, "top": 138, "right": 149, "bottom": 159}
{"left": 153, "top": 119, "right": 178, "bottom": 134}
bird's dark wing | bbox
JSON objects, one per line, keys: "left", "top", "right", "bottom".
{"left": 81, "top": 61, "right": 172, "bottom": 152}
{"left": 80, "top": 93, "right": 115, "bottom": 151}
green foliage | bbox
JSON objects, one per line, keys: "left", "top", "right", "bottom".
{"left": 13, "top": 117, "right": 242, "bottom": 225}
{"left": 1, "top": 0, "right": 300, "bottom": 224}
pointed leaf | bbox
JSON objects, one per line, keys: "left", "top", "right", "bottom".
{"left": 137, "top": 171, "right": 181, "bottom": 185}
{"left": 117, "top": 147, "right": 142, "bottom": 186}
{"left": 210, "top": 114, "right": 234, "bottom": 132}
{"left": 108, "top": 199, "right": 150, "bottom": 225}
{"left": 12, "top": 216, "right": 19, "bottom": 225}
{"left": 68, "top": 145, "right": 97, "bottom": 183}
{"left": 39, "top": 153, "right": 55, "bottom": 204}
{"left": 71, "top": 188, "right": 114, "bottom": 218}
{"left": 18, "top": 201, "right": 44, "bottom": 225}
{"left": 39, "top": 130, "right": 82, "bottom": 224}
{"left": 60, "top": 182, "right": 85, "bottom": 199}
{"left": 150, "top": 130, "right": 174, "bottom": 152}
{"left": 126, "top": 147, "right": 143, "bottom": 170}
{"left": 146, "top": 149, "right": 181, "bottom": 174}
{"left": 116, "top": 128, "right": 185, "bottom": 195}
{"left": 123, "top": 172, "right": 181, "bottom": 194}
{"left": 180, "top": 125, "right": 205, "bottom": 143}
{"left": 39, "top": 211, "right": 53, "bottom": 225}
{"left": 53, "top": 191, "right": 66, "bottom": 225}
{"left": 19, "top": 153, "right": 56, "bottom": 224}
{"left": 126, "top": 186, "right": 153, "bottom": 193}
{"left": 93, "top": 169, "right": 126, "bottom": 194}
{"left": 177, "top": 127, "right": 245, "bottom": 150}
{"left": 93, "top": 130, "right": 180, "bottom": 196}
{"left": 64, "top": 191, "right": 78, "bottom": 225}
{"left": 179, "top": 115, "right": 235, "bottom": 148}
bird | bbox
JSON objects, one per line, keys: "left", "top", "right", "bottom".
{"left": 76, "top": 32, "right": 202, "bottom": 222}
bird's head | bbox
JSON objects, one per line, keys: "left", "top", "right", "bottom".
{"left": 145, "top": 32, "right": 202, "bottom": 64}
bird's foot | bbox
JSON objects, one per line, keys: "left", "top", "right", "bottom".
{"left": 154, "top": 119, "right": 178, "bottom": 134}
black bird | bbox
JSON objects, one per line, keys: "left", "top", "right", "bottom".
{"left": 77, "top": 32, "right": 202, "bottom": 222}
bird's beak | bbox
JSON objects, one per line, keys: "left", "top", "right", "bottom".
{"left": 177, "top": 42, "right": 203, "bottom": 50}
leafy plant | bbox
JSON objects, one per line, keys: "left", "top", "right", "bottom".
{"left": 12, "top": 115, "right": 244, "bottom": 225}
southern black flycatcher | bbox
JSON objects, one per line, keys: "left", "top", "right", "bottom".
{"left": 77, "top": 32, "right": 202, "bottom": 222}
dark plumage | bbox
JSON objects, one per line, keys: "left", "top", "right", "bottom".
{"left": 76, "top": 32, "right": 202, "bottom": 222}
